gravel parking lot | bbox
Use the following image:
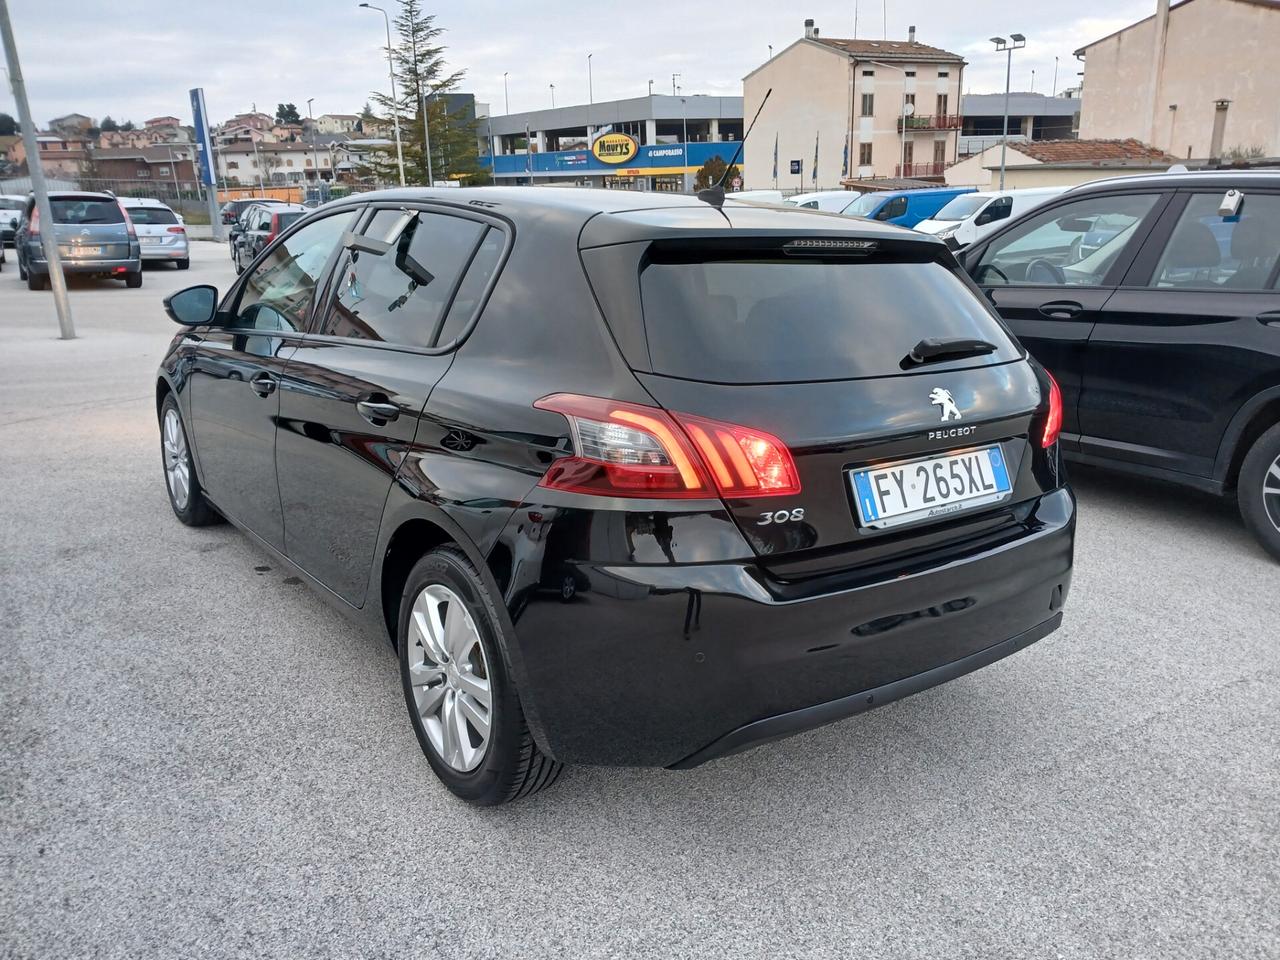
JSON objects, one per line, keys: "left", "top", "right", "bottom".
{"left": 2, "top": 241, "right": 1277, "bottom": 959}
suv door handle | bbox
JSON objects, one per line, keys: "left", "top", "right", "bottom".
{"left": 1258, "top": 310, "right": 1280, "bottom": 327}
{"left": 1038, "top": 300, "right": 1083, "bottom": 319}
{"left": 249, "top": 373, "right": 277, "bottom": 397}
{"left": 356, "top": 398, "right": 400, "bottom": 423}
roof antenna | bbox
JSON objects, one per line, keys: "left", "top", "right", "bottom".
{"left": 697, "top": 88, "right": 772, "bottom": 208}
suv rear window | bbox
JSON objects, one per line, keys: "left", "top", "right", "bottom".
{"left": 639, "top": 254, "right": 1019, "bottom": 384}
{"left": 125, "top": 206, "right": 178, "bottom": 225}
{"left": 276, "top": 212, "right": 305, "bottom": 231}
{"left": 50, "top": 198, "right": 124, "bottom": 225}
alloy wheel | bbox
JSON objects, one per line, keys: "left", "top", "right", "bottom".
{"left": 406, "top": 584, "right": 493, "bottom": 772}
{"left": 1264, "top": 455, "right": 1280, "bottom": 534}
{"left": 162, "top": 408, "right": 191, "bottom": 510}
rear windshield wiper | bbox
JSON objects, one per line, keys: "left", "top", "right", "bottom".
{"left": 902, "top": 337, "right": 999, "bottom": 368}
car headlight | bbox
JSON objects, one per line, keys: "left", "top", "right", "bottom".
{"left": 935, "top": 224, "right": 960, "bottom": 239}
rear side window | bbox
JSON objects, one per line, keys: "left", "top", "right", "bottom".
{"left": 319, "top": 211, "right": 485, "bottom": 349}
{"left": 435, "top": 228, "right": 505, "bottom": 346}
{"left": 50, "top": 198, "right": 123, "bottom": 224}
{"left": 639, "top": 255, "right": 1019, "bottom": 384}
{"left": 125, "top": 206, "right": 178, "bottom": 225}
{"left": 1149, "top": 193, "right": 1280, "bottom": 290}
{"left": 276, "top": 212, "right": 305, "bottom": 232}
{"left": 876, "top": 196, "right": 907, "bottom": 220}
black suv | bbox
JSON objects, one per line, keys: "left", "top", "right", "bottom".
{"left": 961, "top": 170, "right": 1280, "bottom": 559}
{"left": 156, "top": 188, "right": 1073, "bottom": 804}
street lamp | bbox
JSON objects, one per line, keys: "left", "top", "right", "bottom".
{"left": 587, "top": 53, "right": 593, "bottom": 142}
{"left": 359, "top": 2, "right": 405, "bottom": 186}
{"left": 648, "top": 79, "right": 653, "bottom": 97}
{"left": 672, "top": 73, "right": 681, "bottom": 96}
{"left": 549, "top": 83, "right": 555, "bottom": 107}
{"left": 681, "top": 96, "right": 689, "bottom": 193}
{"left": 991, "top": 33, "right": 1026, "bottom": 190}
{"left": 306, "top": 97, "right": 321, "bottom": 193}
{"left": 503, "top": 71, "right": 509, "bottom": 114}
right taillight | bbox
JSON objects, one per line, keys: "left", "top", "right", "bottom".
{"left": 534, "top": 394, "right": 801, "bottom": 499}
{"left": 1042, "top": 372, "right": 1063, "bottom": 448}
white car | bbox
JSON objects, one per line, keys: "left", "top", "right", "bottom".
{"left": 914, "top": 186, "right": 1069, "bottom": 249}
{"left": 120, "top": 197, "right": 190, "bottom": 270}
{"left": 782, "top": 190, "right": 862, "bottom": 213}
{"left": 730, "top": 189, "right": 784, "bottom": 203}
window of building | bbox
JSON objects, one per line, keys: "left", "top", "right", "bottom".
{"left": 938, "top": 69, "right": 950, "bottom": 77}
{"left": 933, "top": 140, "right": 946, "bottom": 163}
{"left": 862, "top": 69, "right": 874, "bottom": 77}
{"left": 860, "top": 93, "right": 875, "bottom": 116}
{"left": 903, "top": 141, "right": 914, "bottom": 166}
{"left": 905, "top": 70, "right": 916, "bottom": 77}
{"left": 286, "top": 159, "right": 294, "bottom": 167}
{"left": 228, "top": 161, "right": 239, "bottom": 169}
{"left": 137, "top": 168, "right": 150, "bottom": 178}
{"left": 936, "top": 93, "right": 949, "bottom": 116}
{"left": 904, "top": 93, "right": 916, "bottom": 109}
{"left": 158, "top": 166, "right": 170, "bottom": 176}
{"left": 859, "top": 142, "right": 872, "bottom": 166}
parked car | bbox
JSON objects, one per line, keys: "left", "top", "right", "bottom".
{"left": 120, "top": 197, "right": 189, "bottom": 270}
{"left": 16, "top": 191, "right": 142, "bottom": 289}
{"left": 840, "top": 186, "right": 978, "bottom": 228}
{"left": 155, "top": 187, "right": 1073, "bottom": 804}
{"left": 231, "top": 202, "right": 307, "bottom": 274}
{"left": 915, "top": 186, "right": 1069, "bottom": 249}
{"left": 782, "top": 190, "right": 861, "bottom": 212}
{"left": 731, "top": 189, "right": 784, "bottom": 203}
{"left": 961, "top": 169, "right": 1280, "bottom": 559}
{"left": 218, "top": 196, "right": 288, "bottom": 225}
{"left": 1, "top": 194, "right": 24, "bottom": 246}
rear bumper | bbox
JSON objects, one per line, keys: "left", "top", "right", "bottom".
{"left": 139, "top": 245, "right": 189, "bottom": 260}
{"left": 505, "top": 486, "right": 1075, "bottom": 767}
{"left": 26, "top": 256, "right": 140, "bottom": 275}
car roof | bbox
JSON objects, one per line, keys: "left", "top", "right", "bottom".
{"left": 788, "top": 190, "right": 858, "bottom": 202}
{"left": 1066, "top": 168, "right": 1280, "bottom": 195}
{"left": 120, "top": 197, "right": 174, "bottom": 207}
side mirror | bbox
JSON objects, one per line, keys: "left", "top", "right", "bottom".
{"left": 164, "top": 285, "right": 218, "bottom": 326}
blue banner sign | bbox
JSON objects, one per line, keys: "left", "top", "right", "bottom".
{"left": 189, "top": 88, "right": 216, "bottom": 187}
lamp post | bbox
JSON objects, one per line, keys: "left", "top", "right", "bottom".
{"left": 549, "top": 83, "right": 555, "bottom": 107}
{"left": 359, "top": 2, "right": 405, "bottom": 186}
{"left": 306, "top": 97, "right": 321, "bottom": 193}
{"left": 672, "top": 73, "right": 680, "bottom": 96}
{"left": 503, "top": 71, "right": 509, "bottom": 114}
{"left": 587, "top": 54, "right": 593, "bottom": 142}
{"left": 991, "top": 33, "right": 1026, "bottom": 190}
{"left": 648, "top": 78, "right": 653, "bottom": 97}
{"left": 681, "top": 96, "right": 689, "bottom": 193}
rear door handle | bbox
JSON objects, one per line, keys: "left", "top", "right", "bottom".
{"left": 1038, "top": 300, "right": 1083, "bottom": 319}
{"left": 1258, "top": 310, "right": 1280, "bottom": 327}
{"left": 356, "top": 399, "right": 400, "bottom": 423}
{"left": 249, "top": 373, "right": 277, "bottom": 397}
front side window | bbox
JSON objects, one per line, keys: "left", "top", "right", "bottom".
{"left": 977, "top": 196, "right": 1013, "bottom": 225}
{"left": 1149, "top": 193, "right": 1280, "bottom": 290}
{"left": 234, "top": 210, "right": 356, "bottom": 334}
{"left": 876, "top": 196, "right": 908, "bottom": 220}
{"left": 974, "top": 193, "right": 1159, "bottom": 287}
{"left": 319, "top": 211, "right": 486, "bottom": 349}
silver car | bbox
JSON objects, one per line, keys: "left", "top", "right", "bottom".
{"left": 121, "top": 197, "right": 190, "bottom": 270}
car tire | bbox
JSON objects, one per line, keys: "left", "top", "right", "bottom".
{"left": 176, "top": 258, "right": 190, "bottom": 270}
{"left": 27, "top": 270, "right": 45, "bottom": 291}
{"left": 398, "top": 545, "right": 564, "bottom": 805}
{"left": 233, "top": 249, "right": 243, "bottom": 275}
{"left": 125, "top": 270, "right": 143, "bottom": 288}
{"left": 1238, "top": 422, "right": 1280, "bottom": 562}
{"left": 159, "top": 394, "right": 221, "bottom": 527}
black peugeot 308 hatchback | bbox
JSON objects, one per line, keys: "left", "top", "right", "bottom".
{"left": 156, "top": 187, "right": 1075, "bottom": 805}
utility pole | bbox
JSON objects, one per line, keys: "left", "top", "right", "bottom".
{"left": 648, "top": 79, "right": 653, "bottom": 97}
{"left": 991, "top": 34, "right": 1026, "bottom": 190}
{"left": 1052, "top": 56, "right": 1059, "bottom": 97}
{"left": 0, "top": 0, "right": 74, "bottom": 338}
{"left": 549, "top": 83, "right": 555, "bottom": 107}
{"left": 672, "top": 73, "right": 681, "bottom": 96}
{"left": 306, "top": 98, "right": 321, "bottom": 196}
{"left": 503, "top": 71, "right": 509, "bottom": 114}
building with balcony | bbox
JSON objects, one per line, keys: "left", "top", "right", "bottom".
{"left": 481, "top": 94, "right": 743, "bottom": 190}
{"left": 216, "top": 141, "right": 334, "bottom": 186}
{"left": 744, "top": 19, "right": 965, "bottom": 189}
{"left": 944, "top": 137, "right": 1176, "bottom": 188}
{"left": 958, "top": 92, "right": 1080, "bottom": 157}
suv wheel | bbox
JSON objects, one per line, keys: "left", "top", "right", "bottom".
{"left": 1237, "top": 422, "right": 1280, "bottom": 562}
{"left": 398, "top": 546, "right": 564, "bottom": 805}
{"left": 27, "top": 270, "right": 45, "bottom": 291}
{"left": 160, "top": 395, "right": 221, "bottom": 526}
{"left": 125, "top": 270, "right": 143, "bottom": 289}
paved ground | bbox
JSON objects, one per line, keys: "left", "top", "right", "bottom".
{"left": 2, "top": 242, "right": 1277, "bottom": 959}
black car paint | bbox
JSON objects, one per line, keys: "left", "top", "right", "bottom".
{"left": 158, "top": 187, "right": 1073, "bottom": 768}
{"left": 964, "top": 172, "right": 1280, "bottom": 495}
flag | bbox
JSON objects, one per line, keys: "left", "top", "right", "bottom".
{"left": 772, "top": 132, "right": 778, "bottom": 183}
{"left": 812, "top": 132, "right": 819, "bottom": 184}
{"left": 842, "top": 133, "right": 849, "bottom": 179}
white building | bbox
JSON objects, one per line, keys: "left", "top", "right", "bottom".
{"left": 217, "top": 141, "right": 334, "bottom": 185}
{"left": 315, "top": 114, "right": 361, "bottom": 135}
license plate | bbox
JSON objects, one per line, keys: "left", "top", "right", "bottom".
{"left": 60, "top": 245, "right": 103, "bottom": 257}
{"left": 140, "top": 236, "right": 161, "bottom": 244}
{"left": 851, "top": 445, "right": 1012, "bottom": 530}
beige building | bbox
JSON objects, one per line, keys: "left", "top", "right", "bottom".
{"left": 945, "top": 138, "right": 1176, "bottom": 188}
{"left": 1077, "top": 0, "right": 1280, "bottom": 159}
{"left": 315, "top": 113, "right": 361, "bottom": 135}
{"left": 744, "top": 19, "right": 964, "bottom": 190}
{"left": 216, "top": 141, "right": 334, "bottom": 186}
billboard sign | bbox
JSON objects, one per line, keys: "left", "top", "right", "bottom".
{"left": 189, "top": 88, "right": 216, "bottom": 187}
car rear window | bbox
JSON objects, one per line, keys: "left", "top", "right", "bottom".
{"left": 638, "top": 254, "right": 1019, "bottom": 383}
{"left": 276, "top": 212, "right": 305, "bottom": 231}
{"left": 125, "top": 206, "right": 178, "bottom": 225}
{"left": 0, "top": 199, "right": 22, "bottom": 211}
{"left": 50, "top": 198, "right": 124, "bottom": 225}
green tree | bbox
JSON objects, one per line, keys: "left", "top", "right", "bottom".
{"left": 276, "top": 103, "right": 302, "bottom": 125}
{"left": 119, "top": 120, "right": 135, "bottom": 131}
{"left": 365, "top": 0, "right": 482, "bottom": 185}
{"left": 99, "top": 116, "right": 119, "bottom": 132}
{"left": 0, "top": 113, "right": 16, "bottom": 136}
{"left": 694, "top": 155, "right": 743, "bottom": 191}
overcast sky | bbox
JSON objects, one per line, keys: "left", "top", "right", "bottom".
{"left": 4, "top": 1, "right": 1154, "bottom": 127}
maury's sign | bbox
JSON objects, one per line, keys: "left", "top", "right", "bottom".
{"left": 592, "top": 133, "right": 639, "bottom": 164}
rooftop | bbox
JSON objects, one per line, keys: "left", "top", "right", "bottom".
{"left": 815, "top": 37, "right": 965, "bottom": 63}
{"left": 93, "top": 146, "right": 195, "bottom": 163}
{"left": 962, "top": 92, "right": 1081, "bottom": 117}
{"left": 1009, "top": 138, "right": 1176, "bottom": 164}
{"left": 485, "top": 94, "right": 743, "bottom": 137}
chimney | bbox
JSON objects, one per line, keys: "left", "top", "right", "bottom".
{"left": 908, "top": 25, "right": 916, "bottom": 43}
{"left": 804, "top": 18, "right": 816, "bottom": 39}
{"left": 1209, "top": 99, "right": 1231, "bottom": 160}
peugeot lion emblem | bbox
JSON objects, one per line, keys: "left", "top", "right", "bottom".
{"left": 930, "top": 387, "right": 962, "bottom": 422}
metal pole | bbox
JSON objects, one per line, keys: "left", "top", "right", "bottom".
{"left": 1000, "top": 45, "right": 1011, "bottom": 189}
{"left": 422, "top": 91, "right": 433, "bottom": 186}
{"left": 681, "top": 97, "right": 688, "bottom": 193}
{"left": 0, "top": 0, "right": 73, "bottom": 338}
{"left": 503, "top": 72, "right": 509, "bottom": 114}
{"left": 1052, "top": 57, "right": 1059, "bottom": 97}
{"left": 167, "top": 145, "right": 181, "bottom": 201}
{"left": 307, "top": 98, "right": 321, "bottom": 192}
{"left": 361, "top": 4, "right": 405, "bottom": 186}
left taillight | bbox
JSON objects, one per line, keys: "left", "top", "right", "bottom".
{"left": 1041, "top": 372, "right": 1063, "bottom": 448}
{"left": 534, "top": 394, "right": 801, "bottom": 499}
{"left": 119, "top": 203, "right": 136, "bottom": 239}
